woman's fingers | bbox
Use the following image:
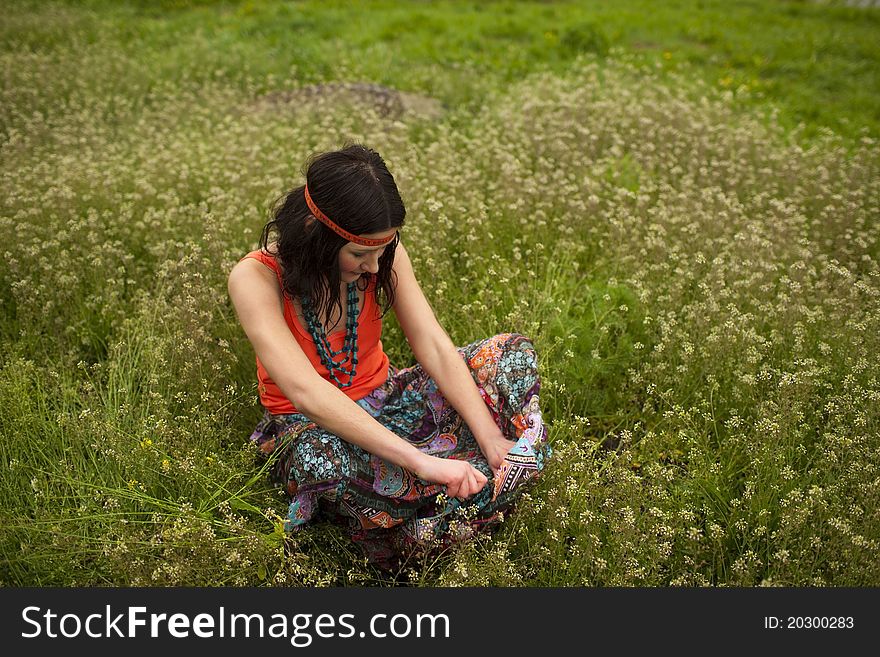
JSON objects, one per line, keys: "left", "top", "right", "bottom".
{"left": 440, "top": 461, "right": 488, "bottom": 500}
{"left": 472, "top": 467, "right": 486, "bottom": 495}
{"left": 455, "top": 463, "right": 470, "bottom": 498}
{"left": 459, "top": 471, "right": 473, "bottom": 499}
{"left": 447, "top": 471, "right": 467, "bottom": 499}
{"left": 447, "top": 479, "right": 461, "bottom": 499}
{"left": 462, "top": 465, "right": 486, "bottom": 498}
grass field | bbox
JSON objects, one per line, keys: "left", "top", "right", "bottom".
{"left": 1, "top": 0, "right": 878, "bottom": 586}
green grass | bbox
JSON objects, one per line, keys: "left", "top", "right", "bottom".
{"left": 3, "top": 0, "right": 878, "bottom": 140}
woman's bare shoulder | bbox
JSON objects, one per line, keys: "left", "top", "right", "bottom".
{"left": 391, "top": 239, "right": 414, "bottom": 276}
{"left": 229, "top": 249, "right": 281, "bottom": 300}
{"left": 233, "top": 242, "right": 280, "bottom": 274}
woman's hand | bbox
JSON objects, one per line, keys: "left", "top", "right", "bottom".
{"left": 475, "top": 428, "right": 517, "bottom": 472}
{"left": 413, "top": 453, "right": 488, "bottom": 499}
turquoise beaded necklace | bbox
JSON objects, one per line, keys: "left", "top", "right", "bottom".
{"left": 301, "top": 283, "right": 360, "bottom": 388}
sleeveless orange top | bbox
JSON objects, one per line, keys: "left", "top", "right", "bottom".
{"left": 240, "top": 249, "right": 390, "bottom": 415}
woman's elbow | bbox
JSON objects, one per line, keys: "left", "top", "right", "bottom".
{"left": 412, "top": 331, "right": 455, "bottom": 369}
{"left": 273, "top": 369, "right": 323, "bottom": 415}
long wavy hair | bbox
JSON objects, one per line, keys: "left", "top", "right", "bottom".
{"left": 259, "top": 143, "right": 404, "bottom": 328}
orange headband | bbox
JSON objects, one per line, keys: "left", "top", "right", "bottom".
{"left": 304, "top": 184, "right": 398, "bottom": 247}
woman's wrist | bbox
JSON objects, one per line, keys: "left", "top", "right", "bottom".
{"left": 473, "top": 419, "right": 504, "bottom": 447}
{"left": 398, "top": 440, "right": 431, "bottom": 475}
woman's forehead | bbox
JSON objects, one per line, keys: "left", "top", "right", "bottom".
{"left": 346, "top": 228, "right": 397, "bottom": 250}
{"left": 345, "top": 242, "right": 388, "bottom": 252}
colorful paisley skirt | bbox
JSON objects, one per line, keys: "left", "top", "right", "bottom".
{"left": 248, "top": 332, "right": 551, "bottom": 569}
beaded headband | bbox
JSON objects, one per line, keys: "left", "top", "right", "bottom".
{"left": 304, "top": 184, "right": 398, "bottom": 247}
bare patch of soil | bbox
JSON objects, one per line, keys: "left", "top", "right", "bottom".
{"left": 253, "top": 82, "right": 446, "bottom": 121}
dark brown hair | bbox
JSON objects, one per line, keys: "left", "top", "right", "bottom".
{"left": 259, "top": 143, "right": 405, "bottom": 326}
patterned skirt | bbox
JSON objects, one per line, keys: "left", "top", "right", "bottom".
{"left": 249, "top": 332, "right": 552, "bottom": 570}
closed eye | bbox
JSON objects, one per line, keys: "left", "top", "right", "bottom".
{"left": 353, "top": 247, "right": 386, "bottom": 258}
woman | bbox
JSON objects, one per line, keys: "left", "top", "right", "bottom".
{"left": 228, "top": 143, "right": 550, "bottom": 569}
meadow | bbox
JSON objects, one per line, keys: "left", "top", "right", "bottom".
{"left": 1, "top": 0, "right": 878, "bottom": 586}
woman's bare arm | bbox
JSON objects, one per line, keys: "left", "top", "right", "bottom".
{"left": 390, "top": 243, "right": 516, "bottom": 471}
{"left": 227, "top": 257, "right": 487, "bottom": 497}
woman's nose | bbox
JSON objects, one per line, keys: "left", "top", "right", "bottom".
{"left": 362, "top": 255, "right": 380, "bottom": 273}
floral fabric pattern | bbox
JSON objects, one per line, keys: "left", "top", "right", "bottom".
{"left": 248, "top": 332, "right": 551, "bottom": 569}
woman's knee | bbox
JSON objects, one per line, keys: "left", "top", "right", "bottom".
{"left": 291, "top": 426, "right": 355, "bottom": 482}
{"left": 465, "top": 332, "right": 536, "bottom": 363}
{"left": 465, "top": 332, "right": 541, "bottom": 410}
{"left": 496, "top": 333, "right": 540, "bottom": 377}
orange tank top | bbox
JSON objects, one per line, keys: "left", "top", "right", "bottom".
{"left": 240, "top": 249, "right": 390, "bottom": 415}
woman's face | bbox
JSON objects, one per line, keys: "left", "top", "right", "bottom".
{"left": 338, "top": 228, "right": 398, "bottom": 283}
